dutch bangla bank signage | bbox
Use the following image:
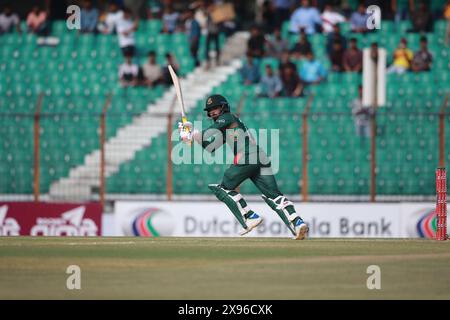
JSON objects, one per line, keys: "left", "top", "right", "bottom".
{"left": 0, "top": 202, "right": 102, "bottom": 236}
{"left": 114, "top": 202, "right": 447, "bottom": 238}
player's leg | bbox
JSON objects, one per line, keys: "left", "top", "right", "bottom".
{"left": 205, "top": 33, "right": 212, "bottom": 67}
{"left": 251, "top": 166, "right": 308, "bottom": 240}
{"left": 190, "top": 39, "right": 200, "bottom": 67}
{"left": 214, "top": 33, "right": 220, "bottom": 65}
{"left": 208, "top": 164, "right": 263, "bottom": 235}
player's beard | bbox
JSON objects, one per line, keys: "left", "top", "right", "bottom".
{"left": 207, "top": 109, "right": 222, "bottom": 121}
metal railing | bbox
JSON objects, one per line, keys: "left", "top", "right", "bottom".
{"left": 0, "top": 93, "right": 449, "bottom": 208}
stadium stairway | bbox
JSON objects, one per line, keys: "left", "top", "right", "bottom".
{"left": 48, "top": 32, "right": 250, "bottom": 201}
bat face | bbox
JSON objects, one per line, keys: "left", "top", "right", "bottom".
{"left": 168, "top": 65, "right": 186, "bottom": 119}
{"left": 168, "top": 65, "right": 191, "bottom": 146}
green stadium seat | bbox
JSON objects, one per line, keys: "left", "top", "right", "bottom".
{"left": 2, "top": 14, "right": 450, "bottom": 196}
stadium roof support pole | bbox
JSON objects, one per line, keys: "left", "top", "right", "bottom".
{"left": 302, "top": 95, "right": 314, "bottom": 202}
{"left": 100, "top": 95, "right": 112, "bottom": 210}
{"left": 363, "top": 47, "right": 385, "bottom": 203}
{"left": 33, "top": 93, "right": 44, "bottom": 202}
{"left": 370, "top": 109, "right": 377, "bottom": 203}
{"left": 166, "top": 96, "right": 177, "bottom": 201}
{"left": 439, "top": 93, "right": 449, "bottom": 168}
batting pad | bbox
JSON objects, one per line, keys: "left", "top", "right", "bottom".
{"left": 262, "top": 195, "right": 297, "bottom": 236}
{"left": 208, "top": 184, "right": 248, "bottom": 229}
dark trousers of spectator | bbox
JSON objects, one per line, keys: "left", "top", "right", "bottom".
{"left": 121, "top": 45, "right": 136, "bottom": 57}
{"left": 409, "top": 18, "right": 433, "bottom": 33}
{"left": 355, "top": 122, "right": 370, "bottom": 146}
{"left": 274, "top": 8, "right": 290, "bottom": 29}
{"left": 205, "top": 33, "right": 220, "bottom": 65}
{"left": 190, "top": 39, "right": 200, "bottom": 67}
{"left": 221, "top": 22, "right": 237, "bottom": 38}
{"left": 31, "top": 21, "right": 51, "bottom": 36}
{"left": 123, "top": 0, "right": 146, "bottom": 19}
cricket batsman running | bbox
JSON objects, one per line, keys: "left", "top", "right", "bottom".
{"left": 178, "top": 94, "right": 309, "bottom": 240}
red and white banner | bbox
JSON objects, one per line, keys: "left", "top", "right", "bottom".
{"left": 0, "top": 202, "right": 102, "bottom": 236}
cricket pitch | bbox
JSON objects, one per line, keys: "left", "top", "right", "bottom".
{"left": 0, "top": 237, "right": 449, "bottom": 299}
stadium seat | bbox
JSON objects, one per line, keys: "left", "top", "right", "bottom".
{"left": 2, "top": 15, "right": 450, "bottom": 197}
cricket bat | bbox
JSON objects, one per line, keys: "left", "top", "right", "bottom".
{"left": 168, "top": 65, "right": 192, "bottom": 146}
{"left": 168, "top": 65, "right": 188, "bottom": 125}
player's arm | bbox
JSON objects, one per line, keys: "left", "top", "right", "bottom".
{"left": 179, "top": 121, "right": 223, "bottom": 152}
{"left": 197, "top": 130, "right": 224, "bottom": 153}
{"left": 195, "top": 114, "right": 235, "bottom": 152}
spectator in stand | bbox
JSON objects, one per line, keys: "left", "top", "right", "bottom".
{"left": 280, "top": 65, "right": 303, "bottom": 97}
{"left": 26, "top": 5, "right": 49, "bottom": 35}
{"left": 341, "top": 0, "right": 353, "bottom": 18}
{"left": 343, "top": 38, "right": 362, "bottom": 73}
{"left": 219, "top": 1, "right": 237, "bottom": 38}
{"left": 142, "top": 51, "right": 162, "bottom": 87}
{"left": 392, "top": 0, "right": 411, "bottom": 29}
{"left": 205, "top": 2, "right": 221, "bottom": 69}
{"left": 193, "top": 1, "right": 208, "bottom": 30}
{"left": 161, "top": 4, "right": 179, "bottom": 33}
{"left": 80, "top": 0, "right": 99, "bottom": 34}
{"left": 147, "top": 0, "right": 163, "bottom": 19}
{"left": 290, "top": 28, "right": 312, "bottom": 59}
{"left": 273, "top": 0, "right": 294, "bottom": 29}
{"left": 222, "top": 16, "right": 237, "bottom": 38}
{"left": 445, "top": 0, "right": 450, "bottom": 46}
{"left": 329, "top": 40, "right": 345, "bottom": 72}
{"left": 124, "top": 0, "right": 146, "bottom": 19}
{"left": 278, "top": 50, "right": 297, "bottom": 73}
{"left": 410, "top": 1, "right": 432, "bottom": 33}
{"left": 411, "top": 36, "right": 433, "bottom": 72}
{"left": 98, "top": 2, "right": 123, "bottom": 34}
{"left": 266, "top": 27, "right": 289, "bottom": 58}
{"left": 387, "top": 38, "right": 413, "bottom": 74}
{"left": 247, "top": 25, "right": 266, "bottom": 58}
{"left": 288, "top": 0, "right": 322, "bottom": 34}
{"left": 119, "top": 53, "right": 139, "bottom": 87}
{"left": 116, "top": 8, "right": 138, "bottom": 57}
{"left": 240, "top": 53, "right": 261, "bottom": 85}
{"left": 0, "top": 5, "right": 21, "bottom": 34}
{"left": 162, "top": 52, "right": 180, "bottom": 85}
{"left": 326, "top": 23, "right": 346, "bottom": 56}
{"left": 300, "top": 51, "right": 327, "bottom": 85}
{"left": 321, "top": 4, "right": 346, "bottom": 34}
{"left": 350, "top": 3, "right": 369, "bottom": 33}
{"left": 258, "top": 64, "right": 283, "bottom": 98}
{"left": 351, "top": 85, "right": 372, "bottom": 142}
{"left": 184, "top": 8, "right": 201, "bottom": 67}
{"left": 262, "top": 0, "right": 276, "bottom": 34}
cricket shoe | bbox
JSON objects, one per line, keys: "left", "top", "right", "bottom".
{"left": 292, "top": 219, "right": 309, "bottom": 240}
{"left": 239, "top": 213, "right": 263, "bottom": 236}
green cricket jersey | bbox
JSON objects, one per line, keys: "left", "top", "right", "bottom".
{"left": 201, "top": 113, "right": 270, "bottom": 166}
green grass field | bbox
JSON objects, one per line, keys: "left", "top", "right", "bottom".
{"left": 0, "top": 237, "right": 449, "bottom": 299}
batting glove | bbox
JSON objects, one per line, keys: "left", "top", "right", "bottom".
{"left": 177, "top": 121, "right": 193, "bottom": 132}
{"left": 179, "top": 130, "right": 193, "bottom": 143}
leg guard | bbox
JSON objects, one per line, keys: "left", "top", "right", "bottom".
{"left": 208, "top": 184, "right": 251, "bottom": 229}
{"left": 262, "top": 195, "right": 299, "bottom": 236}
